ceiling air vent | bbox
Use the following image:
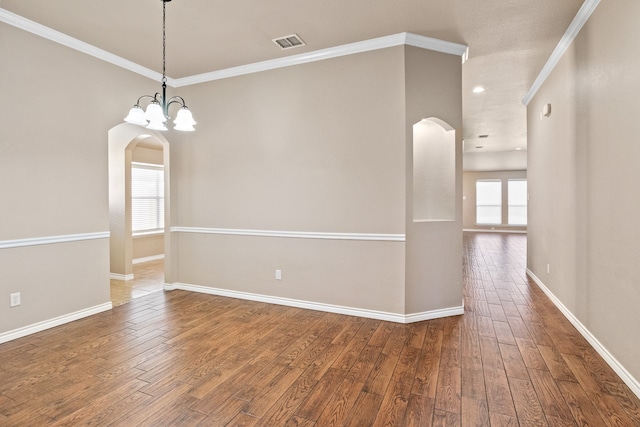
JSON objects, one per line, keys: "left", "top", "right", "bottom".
{"left": 272, "top": 34, "right": 305, "bottom": 50}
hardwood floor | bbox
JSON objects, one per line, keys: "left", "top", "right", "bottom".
{"left": 110, "top": 259, "right": 165, "bottom": 307}
{"left": 1, "top": 233, "right": 639, "bottom": 426}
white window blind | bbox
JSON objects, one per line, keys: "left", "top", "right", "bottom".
{"left": 132, "top": 162, "right": 164, "bottom": 233}
{"left": 476, "top": 180, "right": 502, "bottom": 225}
{"left": 508, "top": 179, "right": 528, "bottom": 225}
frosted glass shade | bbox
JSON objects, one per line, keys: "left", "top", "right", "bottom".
{"left": 174, "top": 107, "right": 196, "bottom": 131}
{"left": 124, "top": 106, "right": 148, "bottom": 126}
{"left": 144, "top": 102, "right": 167, "bottom": 131}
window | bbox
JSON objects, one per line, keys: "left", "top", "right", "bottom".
{"left": 508, "top": 179, "right": 528, "bottom": 225}
{"left": 132, "top": 162, "right": 164, "bottom": 233}
{"left": 476, "top": 180, "right": 502, "bottom": 224}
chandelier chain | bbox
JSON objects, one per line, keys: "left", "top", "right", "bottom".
{"left": 162, "top": 0, "right": 167, "bottom": 84}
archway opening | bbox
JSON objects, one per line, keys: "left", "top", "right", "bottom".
{"left": 107, "top": 124, "right": 171, "bottom": 303}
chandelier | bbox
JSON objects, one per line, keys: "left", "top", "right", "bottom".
{"left": 124, "top": 0, "right": 196, "bottom": 131}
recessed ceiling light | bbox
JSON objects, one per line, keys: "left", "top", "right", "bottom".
{"left": 516, "top": 147, "right": 522, "bottom": 151}
{"left": 473, "top": 86, "right": 485, "bottom": 94}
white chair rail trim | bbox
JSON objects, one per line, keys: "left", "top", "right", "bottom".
{"left": 0, "top": 231, "right": 110, "bottom": 250}
{"left": 170, "top": 226, "right": 405, "bottom": 242}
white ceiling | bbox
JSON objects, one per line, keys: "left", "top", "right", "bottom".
{"left": 1, "top": 0, "right": 586, "bottom": 157}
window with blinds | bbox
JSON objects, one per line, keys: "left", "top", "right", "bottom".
{"left": 476, "top": 180, "right": 502, "bottom": 225}
{"left": 131, "top": 162, "right": 164, "bottom": 234}
{"left": 508, "top": 179, "right": 528, "bottom": 225}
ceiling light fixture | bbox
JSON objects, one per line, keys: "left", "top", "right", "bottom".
{"left": 472, "top": 86, "right": 485, "bottom": 94}
{"left": 124, "top": 0, "right": 196, "bottom": 131}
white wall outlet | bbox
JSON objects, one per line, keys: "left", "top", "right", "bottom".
{"left": 10, "top": 292, "right": 21, "bottom": 307}
{"left": 547, "top": 264, "right": 550, "bottom": 274}
{"left": 275, "top": 269, "right": 282, "bottom": 280}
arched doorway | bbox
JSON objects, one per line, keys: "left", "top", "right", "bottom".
{"left": 107, "top": 124, "right": 171, "bottom": 300}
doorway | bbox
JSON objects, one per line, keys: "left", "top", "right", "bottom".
{"left": 108, "top": 123, "right": 171, "bottom": 305}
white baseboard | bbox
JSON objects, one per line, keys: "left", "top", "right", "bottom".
{"left": 405, "top": 304, "right": 465, "bottom": 323}
{"left": 526, "top": 269, "right": 640, "bottom": 399}
{"left": 132, "top": 254, "right": 165, "bottom": 265}
{"left": 463, "top": 228, "right": 527, "bottom": 234}
{"left": 110, "top": 273, "right": 134, "bottom": 281}
{"left": 165, "top": 282, "right": 463, "bottom": 324}
{"left": 0, "top": 302, "right": 113, "bottom": 345}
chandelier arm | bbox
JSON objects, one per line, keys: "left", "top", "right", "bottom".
{"left": 134, "top": 94, "right": 159, "bottom": 106}
{"left": 167, "top": 96, "right": 188, "bottom": 109}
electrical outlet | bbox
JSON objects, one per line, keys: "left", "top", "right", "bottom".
{"left": 10, "top": 292, "right": 21, "bottom": 307}
{"left": 547, "top": 264, "right": 550, "bottom": 274}
{"left": 275, "top": 269, "right": 282, "bottom": 280}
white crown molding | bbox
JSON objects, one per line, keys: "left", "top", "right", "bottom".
{"left": 404, "top": 32, "right": 469, "bottom": 62}
{"left": 0, "top": 231, "right": 110, "bottom": 250}
{"left": 522, "top": 0, "right": 601, "bottom": 106}
{"left": 175, "top": 32, "right": 468, "bottom": 87}
{"left": 167, "top": 282, "right": 462, "bottom": 324}
{"left": 0, "top": 8, "right": 169, "bottom": 85}
{"left": 0, "top": 8, "right": 466, "bottom": 89}
{"left": 527, "top": 269, "right": 640, "bottom": 399}
{"left": 170, "top": 226, "right": 405, "bottom": 242}
{"left": 0, "top": 302, "right": 112, "bottom": 345}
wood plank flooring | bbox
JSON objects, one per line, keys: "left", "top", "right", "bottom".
{"left": 1, "top": 232, "right": 639, "bottom": 425}
{"left": 110, "top": 259, "right": 165, "bottom": 307}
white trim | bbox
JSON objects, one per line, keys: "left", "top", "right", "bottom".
{"left": 0, "top": 9, "right": 467, "bottom": 89}
{"left": 0, "top": 302, "right": 112, "bottom": 345}
{"left": 166, "top": 282, "right": 462, "bottom": 324}
{"left": 133, "top": 230, "right": 164, "bottom": 238}
{"left": 0, "top": 232, "right": 110, "bottom": 250}
{"left": 132, "top": 254, "right": 165, "bottom": 265}
{"left": 522, "top": 0, "right": 601, "bottom": 106}
{"left": 404, "top": 32, "right": 469, "bottom": 60}
{"left": 170, "top": 226, "right": 405, "bottom": 242}
{"left": 110, "top": 273, "right": 134, "bottom": 281}
{"left": 463, "top": 228, "right": 527, "bottom": 234}
{"left": 0, "top": 8, "right": 166, "bottom": 84}
{"left": 405, "top": 305, "right": 465, "bottom": 323}
{"left": 175, "top": 32, "right": 467, "bottom": 87}
{"left": 526, "top": 269, "right": 640, "bottom": 399}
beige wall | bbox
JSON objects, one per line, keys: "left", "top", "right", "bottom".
{"left": 169, "top": 45, "right": 463, "bottom": 317}
{"left": 404, "top": 47, "right": 463, "bottom": 314}
{"left": 528, "top": 0, "right": 640, "bottom": 384}
{"left": 0, "top": 23, "right": 156, "bottom": 336}
{"left": 463, "top": 170, "right": 527, "bottom": 231}
{"left": 1, "top": 18, "right": 463, "bottom": 336}
{"left": 170, "top": 47, "right": 408, "bottom": 315}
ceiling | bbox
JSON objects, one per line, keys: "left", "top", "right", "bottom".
{"left": 1, "top": 0, "right": 585, "bottom": 154}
